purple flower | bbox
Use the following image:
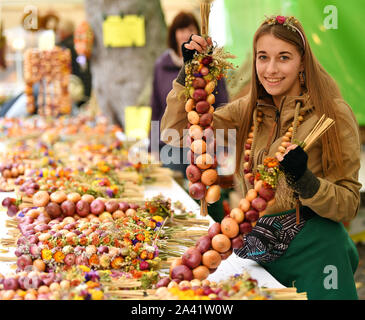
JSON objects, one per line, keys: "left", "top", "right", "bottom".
{"left": 132, "top": 239, "right": 139, "bottom": 245}
{"left": 193, "top": 73, "right": 202, "bottom": 78}
{"left": 106, "top": 189, "right": 114, "bottom": 198}
{"left": 156, "top": 222, "right": 162, "bottom": 227}
{"left": 85, "top": 270, "right": 100, "bottom": 282}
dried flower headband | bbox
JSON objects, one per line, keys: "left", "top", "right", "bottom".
{"left": 264, "top": 15, "right": 306, "bottom": 51}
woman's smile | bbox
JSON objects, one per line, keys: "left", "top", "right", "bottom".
{"left": 264, "top": 77, "right": 285, "bottom": 86}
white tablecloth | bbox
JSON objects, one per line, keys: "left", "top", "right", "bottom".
{"left": 0, "top": 181, "right": 285, "bottom": 288}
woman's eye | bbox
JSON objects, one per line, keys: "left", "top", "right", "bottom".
{"left": 258, "top": 55, "right": 267, "bottom": 60}
{"left": 280, "top": 56, "right": 289, "bottom": 61}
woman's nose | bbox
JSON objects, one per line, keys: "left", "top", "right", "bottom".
{"left": 266, "top": 59, "right": 278, "bottom": 74}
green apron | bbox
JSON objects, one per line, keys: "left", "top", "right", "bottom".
{"left": 259, "top": 210, "right": 359, "bottom": 300}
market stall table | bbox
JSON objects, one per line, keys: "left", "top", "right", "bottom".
{"left": 0, "top": 179, "right": 285, "bottom": 290}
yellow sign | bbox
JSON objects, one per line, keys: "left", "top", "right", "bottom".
{"left": 103, "top": 15, "right": 146, "bottom": 47}
{"left": 124, "top": 106, "right": 152, "bottom": 139}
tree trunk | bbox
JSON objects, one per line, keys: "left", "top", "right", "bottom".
{"left": 85, "top": 0, "right": 167, "bottom": 128}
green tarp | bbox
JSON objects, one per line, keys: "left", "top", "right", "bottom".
{"left": 223, "top": 0, "right": 365, "bottom": 124}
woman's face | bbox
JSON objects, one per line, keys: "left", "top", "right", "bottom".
{"left": 256, "top": 34, "right": 304, "bottom": 104}
{"left": 175, "top": 24, "right": 199, "bottom": 56}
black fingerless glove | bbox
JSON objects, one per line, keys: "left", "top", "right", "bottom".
{"left": 176, "top": 35, "right": 197, "bottom": 86}
{"left": 279, "top": 145, "right": 308, "bottom": 182}
{"left": 279, "top": 146, "right": 320, "bottom": 199}
{"left": 181, "top": 35, "right": 197, "bottom": 63}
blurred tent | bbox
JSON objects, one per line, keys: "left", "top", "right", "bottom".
{"left": 223, "top": 0, "right": 365, "bottom": 124}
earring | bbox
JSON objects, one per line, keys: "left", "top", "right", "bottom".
{"left": 299, "top": 71, "right": 306, "bottom": 87}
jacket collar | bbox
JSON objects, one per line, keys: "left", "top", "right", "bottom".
{"left": 257, "top": 92, "right": 314, "bottom": 115}
{"left": 255, "top": 92, "right": 314, "bottom": 132}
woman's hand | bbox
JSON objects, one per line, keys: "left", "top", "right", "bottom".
{"left": 276, "top": 144, "right": 308, "bottom": 183}
{"left": 276, "top": 143, "right": 320, "bottom": 199}
{"left": 276, "top": 143, "right": 298, "bottom": 162}
{"left": 182, "top": 35, "right": 213, "bottom": 63}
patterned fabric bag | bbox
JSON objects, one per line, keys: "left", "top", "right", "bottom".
{"left": 234, "top": 207, "right": 315, "bottom": 264}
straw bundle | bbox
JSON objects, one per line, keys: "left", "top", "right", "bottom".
{"left": 303, "top": 115, "right": 335, "bottom": 151}
{"left": 200, "top": 0, "right": 214, "bottom": 37}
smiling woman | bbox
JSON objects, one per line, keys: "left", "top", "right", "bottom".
{"left": 255, "top": 36, "right": 303, "bottom": 107}
{"left": 161, "top": 14, "right": 361, "bottom": 299}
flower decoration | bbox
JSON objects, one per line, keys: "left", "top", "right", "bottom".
{"left": 264, "top": 15, "right": 301, "bottom": 34}
{"left": 276, "top": 16, "right": 286, "bottom": 24}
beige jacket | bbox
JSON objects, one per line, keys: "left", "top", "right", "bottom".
{"left": 161, "top": 80, "right": 362, "bottom": 222}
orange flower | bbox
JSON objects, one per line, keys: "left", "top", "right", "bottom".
{"left": 131, "top": 259, "right": 138, "bottom": 265}
{"left": 66, "top": 237, "right": 76, "bottom": 246}
{"left": 86, "top": 281, "right": 99, "bottom": 289}
{"left": 133, "top": 242, "right": 142, "bottom": 252}
{"left": 79, "top": 237, "right": 88, "bottom": 246}
{"left": 195, "top": 288, "right": 204, "bottom": 296}
{"left": 91, "top": 235, "right": 100, "bottom": 246}
{"left": 102, "top": 236, "right": 111, "bottom": 245}
{"left": 147, "top": 252, "right": 154, "bottom": 260}
{"left": 89, "top": 254, "right": 99, "bottom": 266}
{"left": 139, "top": 250, "right": 148, "bottom": 260}
{"left": 264, "top": 157, "right": 279, "bottom": 168}
{"left": 53, "top": 251, "right": 65, "bottom": 263}
{"left": 133, "top": 271, "right": 143, "bottom": 279}
{"left": 71, "top": 279, "right": 81, "bottom": 287}
{"left": 57, "top": 239, "right": 65, "bottom": 247}
{"left": 267, "top": 161, "right": 278, "bottom": 168}
{"left": 113, "top": 239, "right": 121, "bottom": 247}
{"left": 111, "top": 256, "right": 124, "bottom": 269}
{"left": 136, "top": 234, "right": 145, "bottom": 242}
{"left": 124, "top": 238, "right": 132, "bottom": 245}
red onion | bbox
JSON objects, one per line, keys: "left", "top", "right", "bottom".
{"left": 171, "top": 265, "right": 193, "bottom": 281}
{"left": 119, "top": 202, "right": 130, "bottom": 211}
{"left": 17, "top": 255, "right": 32, "bottom": 270}
{"left": 3, "top": 277, "right": 18, "bottom": 290}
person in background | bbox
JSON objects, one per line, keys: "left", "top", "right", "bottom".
{"left": 56, "top": 19, "right": 92, "bottom": 106}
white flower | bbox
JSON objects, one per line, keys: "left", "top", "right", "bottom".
{"left": 62, "top": 245, "right": 73, "bottom": 254}
{"left": 145, "top": 245, "right": 155, "bottom": 253}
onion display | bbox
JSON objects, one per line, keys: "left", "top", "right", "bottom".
{"left": 90, "top": 199, "right": 105, "bottom": 215}
{"left": 170, "top": 265, "right": 193, "bottom": 281}
{"left": 182, "top": 248, "right": 202, "bottom": 269}
{"left": 184, "top": 51, "right": 223, "bottom": 214}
